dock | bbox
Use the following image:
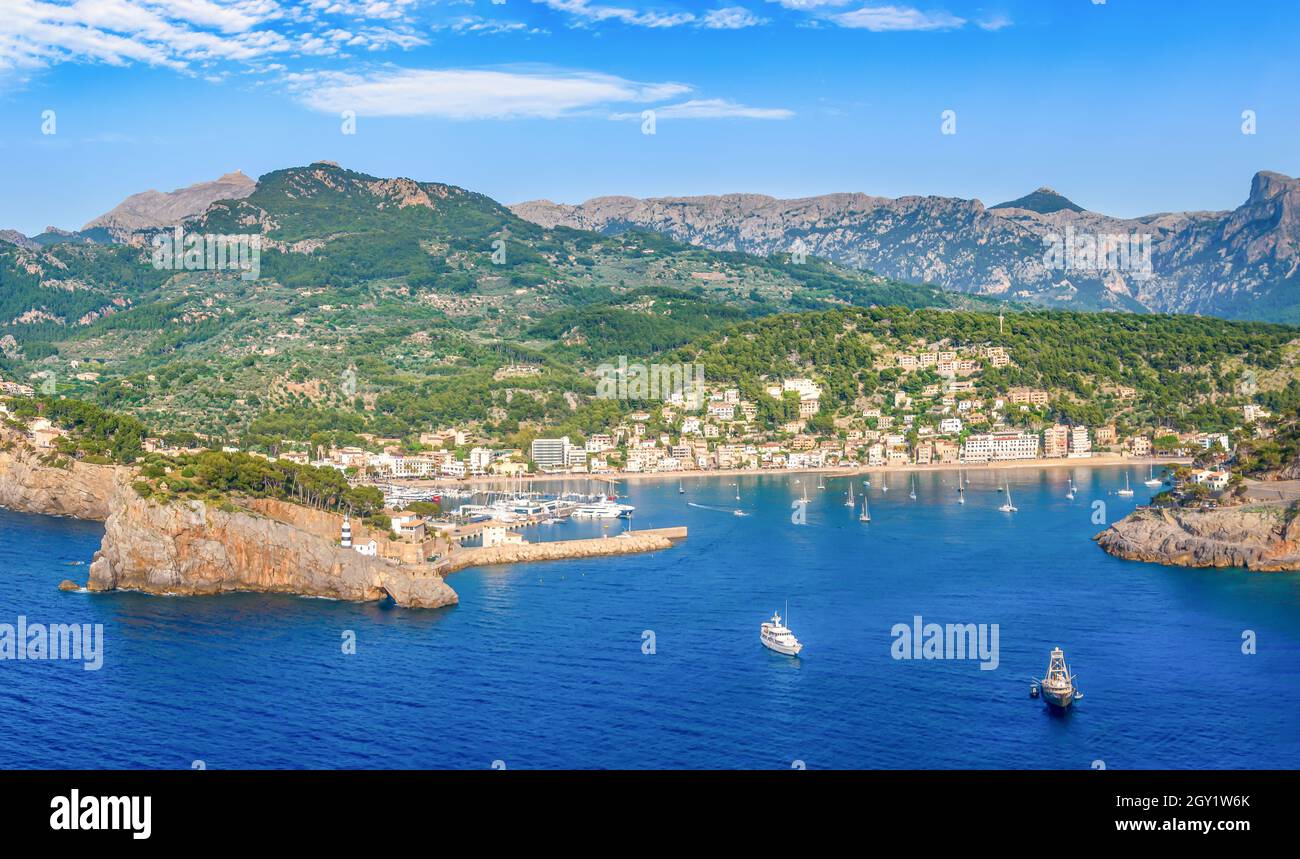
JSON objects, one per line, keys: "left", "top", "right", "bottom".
{"left": 435, "top": 526, "right": 687, "bottom": 575}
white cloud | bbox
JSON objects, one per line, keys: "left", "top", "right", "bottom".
{"left": 766, "top": 1, "right": 988, "bottom": 32}
{"left": 292, "top": 66, "right": 692, "bottom": 119}
{"left": 703, "top": 7, "right": 766, "bottom": 29}
{"left": 0, "top": 0, "right": 426, "bottom": 77}
{"left": 612, "top": 97, "right": 793, "bottom": 120}
{"left": 976, "top": 14, "right": 1012, "bottom": 31}
{"left": 831, "top": 5, "right": 965, "bottom": 30}
{"left": 533, "top": 0, "right": 696, "bottom": 28}
{"left": 533, "top": 1, "right": 767, "bottom": 30}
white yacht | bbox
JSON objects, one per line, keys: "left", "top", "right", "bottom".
{"left": 571, "top": 498, "right": 634, "bottom": 519}
{"left": 998, "top": 483, "right": 1017, "bottom": 513}
{"left": 760, "top": 610, "right": 803, "bottom": 656}
{"left": 1144, "top": 465, "right": 1162, "bottom": 488}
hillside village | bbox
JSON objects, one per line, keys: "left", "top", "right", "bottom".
{"left": 3, "top": 329, "right": 1266, "bottom": 489}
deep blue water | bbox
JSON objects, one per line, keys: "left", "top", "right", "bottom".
{"left": 2, "top": 465, "right": 1299, "bottom": 769}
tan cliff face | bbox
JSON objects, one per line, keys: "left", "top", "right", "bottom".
{"left": 0, "top": 444, "right": 124, "bottom": 520}
{"left": 0, "top": 441, "right": 456, "bottom": 608}
{"left": 1095, "top": 505, "right": 1300, "bottom": 571}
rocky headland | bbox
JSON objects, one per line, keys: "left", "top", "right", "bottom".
{"left": 1094, "top": 503, "right": 1300, "bottom": 571}
{"left": 0, "top": 441, "right": 457, "bottom": 608}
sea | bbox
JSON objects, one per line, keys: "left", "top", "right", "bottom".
{"left": 2, "top": 465, "right": 1298, "bottom": 769}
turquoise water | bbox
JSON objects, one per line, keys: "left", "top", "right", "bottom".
{"left": 2, "top": 465, "right": 1298, "bottom": 769}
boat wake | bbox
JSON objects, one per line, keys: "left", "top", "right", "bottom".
{"left": 688, "top": 501, "right": 747, "bottom": 516}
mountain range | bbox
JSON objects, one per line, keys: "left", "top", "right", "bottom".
{"left": 0, "top": 162, "right": 957, "bottom": 437}
{"left": 512, "top": 170, "right": 1300, "bottom": 321}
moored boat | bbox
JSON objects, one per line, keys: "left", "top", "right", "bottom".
{"left": 760, "top": 608, "right": 803, "bottom": 656}
{"left": 1036, "top": 647, "right": 1077, "bottom": 709}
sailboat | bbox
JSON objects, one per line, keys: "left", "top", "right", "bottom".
{"left": 859, "top": 493, "right": 871, "bottom": 522}
{"left": 845, "top": 480, "right": 855, "bottom": 508}
{"left": 908, "top": 474, "right": 917, "bottom": 500}
{"left": 1144, "top": 465, "right": 1162, "bottom": 488}
{"left": 1066, "top": 475, "right": 1075, "bottom": 500}
{"left": 1117, "top": 472, "right": 1135, "bottom": 497}
{"left": 881, "top": 476, "right": 889, "bottom": 493}
{"left": 678, "top": 479, "right": 685, "bottom": 494}
{"left": 817, "top": 474, "right": 826, "bottom": 490}
{"left": 957, "top": 483, "right": 965, "bottom": 505}
{"left": 998, "top": 482, "right": 1017, "bottom": 513}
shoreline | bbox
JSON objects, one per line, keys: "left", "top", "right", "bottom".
{"left": 382, "top": 454, "right": 1191, "bottom": 491}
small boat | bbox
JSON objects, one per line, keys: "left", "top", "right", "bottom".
{"left": 760, "top": 606, "right": 803, "bottom": 656}
{"left": 859, "top": 494, "right": 871, "bottom": 522}
{"left": 909, "top": 474, "right": 917, "bottom": 500}
{"left": 733, "top": 509, "right": 748, "bottom": 517}
{"left": 1038, "top": 647, "right": 1077, "bottom": 709}
{"left": 1066, "top": 475, "right": 1076, "bottom": 500}
{"left": 1144, "top": 465, "right": 1162, "bottom": 488}
{"left": 998, "top": 482, "right": 1017, "bottom": 513}
{"left": 845, "top": 481, "right": 855, "bottom": 508}
{"left": 1117, "top": 472, "right": 1135, "bottom": 497}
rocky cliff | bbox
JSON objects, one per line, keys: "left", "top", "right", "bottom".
{"left": 1094, "top": 505, "right": 1300, "bottom": 571}
{"left": 0, "top": 444, "right": 123, "bottom": 520}
{"left": 0, "top": 442, "right": 456, "bottom": 608}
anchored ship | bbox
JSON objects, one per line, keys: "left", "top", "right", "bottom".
{"left": 1034, "top": 647, "right": 1078, "bottom": 709}
{"left": 760, "top": 606, "right": 803, "bottom": 656}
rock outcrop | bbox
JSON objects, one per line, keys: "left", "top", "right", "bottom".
{"left": 86, "top": 491, "right": 457, "bottom": 608}
{"left": 1, "top": 442, "right": 456, "bottom": 608}
{"left": 1094, "top": 505, "right": 1300, "bottom": 571}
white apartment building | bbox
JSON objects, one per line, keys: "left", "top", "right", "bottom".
{"left": 530, "top": 437, "right": 571, "bottom": 469}
{"left": 1068, "top": 425, "right": 1091, "bottom": 458}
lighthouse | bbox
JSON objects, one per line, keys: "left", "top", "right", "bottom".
{"left": 340, "top": 515, "right": 352, "bottom": 549}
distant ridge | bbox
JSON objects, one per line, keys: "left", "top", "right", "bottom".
{"left": 81, "top": 170, "right": 256, "bottom": 235}
{"left": 989, "top": 187, "right": 1085, "bottom": 214}
{"left": 513, "top": 170, "right": 1300, "bottom": 321}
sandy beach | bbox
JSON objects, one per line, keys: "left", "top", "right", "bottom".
{"left": 379, "top": 454, "right": 1192, "bottom": 492}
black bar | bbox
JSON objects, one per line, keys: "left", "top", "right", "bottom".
{"left": 0, "top": 770, "right": 1285, "bottom": 845}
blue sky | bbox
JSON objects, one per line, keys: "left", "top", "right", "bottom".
{"left": 1, "top": 0, "right": 1297, "bottom": 234}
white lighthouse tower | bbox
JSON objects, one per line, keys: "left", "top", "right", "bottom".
{"left": 340, "top": 515, "right": 352, "bottom": 549}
